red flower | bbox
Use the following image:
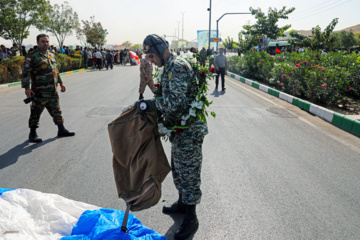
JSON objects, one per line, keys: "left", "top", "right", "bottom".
{"left": 350, "top": 87, "right": 353, "bottom": 91}
{"left": 200, "top": 70, "right": 205, "bottom": 76}
{"left": 308, "top": 96, "right": 311, "bottom": 99}
{"left": 312, "top": 66, "right": 315, "bottom": 68}
{"left": 279, "top": 83, "right": 283, "bottom": 86}
{"left": 283, "top": 70, "right": 285, "bottom": 73}
{"left": 312, "top": 89, "right": 316, "bottom": 93}
{"left": 210, "top": 67, "right": 215, "bottom": 73}
{"left": 260, "top": 59, "right": 263, "bottom": 63}
{"left": 303, "top": 61, "right": 307, "bottom": 64}
{"left": 154, "top": 83, "right": 159, "bottom": 88}
{"left": 292, "top": 69, "right": 295, "bottom": 71}
{"left": 326, "top": 75, "right": 330, "bottom": 78}
{"left": 295, "top": 60, "right": 299, "bottom": 63}
{"left": 282, "top": 74, "right": 286, "bottom": 78}
{"left": 286, "top": 76, "right": 290, "bottom": 79}
{"left": 270, "top": 56, "right": 273, "bottom": 59}
{"left": 315, "top": 55, "right": 318, "bottom": 58}
{"left": 295, "top": 64, "right": 300, "bottom": 68}
{"left": 290, "top": 72, "right": 293, "bottom": 75}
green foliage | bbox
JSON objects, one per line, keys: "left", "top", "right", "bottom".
{"left": 131, "top": 44, "right": 142, "bottom": 49}
{"left": 0, "top": 56, "right": 24, "bottom": 83}
{"left": 222, "top": 37, "right": 237, "bottom": 50}
{"left": 78, "top": 16, "right": 108, "bottom": 48}
{"left": 122, "top": 41, "right": 132, "bottom": 48}
{"left": 228, "top": 50, "right": 360, "bottom": 105}
{"left": 241, "top": 6, "right": 295, "bottom": 49}
{"left": 289, "top": 18, "right": 338, "bottom": 51}
{"left": 0, "top": 0, "right": 50, "bottom": 54}
{"left": 37, "top": 1, "right": 79, "bottom": 50}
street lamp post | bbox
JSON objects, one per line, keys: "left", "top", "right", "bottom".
{"left": 216, "top": 12, "right": 251, "bottom": 50}
{"left": 207, "top": 0, "right": 212, "bottom": 51}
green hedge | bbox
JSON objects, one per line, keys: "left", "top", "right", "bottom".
{"left": 0, "top": 53, "right": 84, "bottom": 84}
{"left": 228, "top": 50, "right": 360, "bottom": 106}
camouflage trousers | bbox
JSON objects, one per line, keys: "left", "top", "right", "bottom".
{"left": 139, "top": 76, "right": 155, "bottom": 94}
{"left": 29, "top": 92, "right": 64, "bottom": 128}
{"left": 170, "top": 130, "right": 205, "bottom": 205}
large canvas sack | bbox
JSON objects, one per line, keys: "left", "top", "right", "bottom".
{"left": 108, "top": 104, "right": 170, "bottom": 212}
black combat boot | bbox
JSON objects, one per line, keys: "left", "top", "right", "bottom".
{"left": 174, "top": 204, "right": 199, "bottom": 240}
{"left": 162, "top": 194, "right": 186, "bottom": 214}
{"left": 57, "top": 123, "right": 75, "bottom": 137}
{"left": 29, "top": 128, "right": 42, "bottom": 143}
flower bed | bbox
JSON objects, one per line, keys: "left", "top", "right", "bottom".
{"left": 228, "top": 51, "right": 360, "bottom": 113}
{"left": 0, "top": 54, "right": 84, "bottom": 84}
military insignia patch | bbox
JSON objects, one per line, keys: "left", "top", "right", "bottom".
{"left": 26, "top": 57, "right": 31, "bottom": 61}
{"left": 25, "top": 62, "right": 30, "bottom": 68}
{"left": 41, "top": 64, "right": 48, "bottom": 69}
{"left": 168, "top": 71, "right": 172, "bottom": 79}
{"left": 145, "top": 46, "right": 150, "bottom": 50}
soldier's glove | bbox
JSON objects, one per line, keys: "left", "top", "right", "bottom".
{"left": 136, "top": 99, "right": 157, "bottom": 113}
{"left": 139, "top": 93, "right": 144, "bottom": 100}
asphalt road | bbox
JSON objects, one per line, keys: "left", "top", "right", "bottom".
{"left": 1, "top": 64, "right": 360, "bottom": 240}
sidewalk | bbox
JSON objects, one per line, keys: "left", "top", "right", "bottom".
{"left": 227, "top": 71, "right": 360, "bottom": 138}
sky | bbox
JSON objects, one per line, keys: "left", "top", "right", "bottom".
{"left": 1, "top": 0, "right": 359, "bottom": 47}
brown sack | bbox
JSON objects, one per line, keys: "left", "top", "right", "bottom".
{"left": 108, "top": 104, "right": 170, "bottom": 212}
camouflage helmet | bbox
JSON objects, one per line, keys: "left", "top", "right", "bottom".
{"left": 143, "top": 34, "right": 169, "bottom": 65}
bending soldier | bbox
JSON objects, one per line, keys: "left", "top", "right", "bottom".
{"left": 21, "top": 34, "right": 75, "bottom": 143}
{"left": 138, "top": 55, "right": 155, "bottom": 100}
{"left": 142, "top": 34, "right": 208, "bottom": 240}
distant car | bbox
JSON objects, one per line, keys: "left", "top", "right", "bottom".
{"left": 129, "top": 51, "right": 140, "bottom": 65}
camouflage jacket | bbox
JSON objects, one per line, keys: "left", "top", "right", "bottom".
{"left": 199, "top": 50, "right": 207, "bottom": 61}
{"left": 21, "top": 50, "right": 62, "bottom": 93}
{"left": 155, "top": 54, "right": 207, "bottom": 133}
{"left": 140, "top": 57, "right": 152, "bottom": 79}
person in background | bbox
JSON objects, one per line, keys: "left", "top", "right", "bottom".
{"left": 214, "top": 48, "right": 227, "bottom": 92}
{"left": 11, "top": 43, "right": 20, "bottom": 57}
{"left": 138, "top": 55, "right": 155, "bottom": 100}
{"left": 106, "top": 50, "right": 113, "bottom": 70}
{"left": 199, "top": 47, "right": 207, "bottom": 67}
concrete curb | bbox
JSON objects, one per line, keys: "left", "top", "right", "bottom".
{"left": 227, "top": 72, "right": 360, "bottom": 138}
{"left": 0, "top": 67, "right": 93, "bottom": 89}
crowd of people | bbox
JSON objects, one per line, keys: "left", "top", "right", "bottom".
{"left": 0, "top": 43, "right": 27, "bottom": 61}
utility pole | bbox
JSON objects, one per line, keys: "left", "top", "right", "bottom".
{"left": 177, "top": 21, "right": 181, "bottom": 41}
{"left": 208, "top": 0, "right": 211, "bottom": 51}
{"left": 180, "top": 12, "right": 185, "bottom": 40}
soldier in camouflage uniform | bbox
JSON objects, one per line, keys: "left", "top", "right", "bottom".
{"left": 199, "top": 47, "right": 207, "bottom": 67}
{"left": 142, "top": 34, "right": 208, "bottom": 240}
{"left": 22, "top": 34, "right": 75, "bottom": 143}
{"left": 138, "top": 55, "right": 155, "bottom": 100}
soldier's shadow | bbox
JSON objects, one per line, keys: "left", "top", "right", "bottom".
{"left": 0, "top": 137, "right": 57, "bottom": 170}
{"left": 164, "top": 214, "right": 196, "bottom": 240}
{"left": 210, "top": 89, "right": 225, "bottom": 98}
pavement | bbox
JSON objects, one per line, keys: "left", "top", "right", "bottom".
{"left": 226, "top": 72, "right": 360, "bottom": 138}
{"left": 1, "top": 66, "right": 358, "bottom": 138}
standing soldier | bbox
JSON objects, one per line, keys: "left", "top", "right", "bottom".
{"left": 138, "top": 55, "right": 155, "bottom": 100}
{"left": 199, "top": 47, "right": 207, "bottom": 67}
{"left": 22, "top": 34, "right": 75, "bottom": 143}
{"left": 141, "top": 34, "right": 208, "bottom": 240}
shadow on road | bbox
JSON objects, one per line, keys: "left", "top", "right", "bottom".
{"left": 164, "top": 214, "right": 196, "bottom": 240}
{"left": 210, "top": 89, "right": 225, "bottom": 98}
{"left": 0, "top": 137, "right": 57, "bottom": 170}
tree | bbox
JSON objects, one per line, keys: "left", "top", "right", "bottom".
{"left": 131, "top": 44, "right": 142, "bottom": 50}
{"left": 339, "top": 31, "right": 357, "bottom": 50}
{"left": 237, "top": 32, "right": 258, "bottom": 51}
{"left": 241, "top": 6, "right": 295, "bottom": 49}
{"left": 222, "top": 37, "right": 238, "bottom": 50}
{"left": 122, "top": 41, "right": 132, "bottom": 48}
{"left": 78, "top": 16, "right": 108, "bottom": 48}
{"left": 0, "top": 0, "right": 50, "bottom": 55}
{"left": 289, "top": 18, "right": 339, "bottom": 51}
{"left": 37, "top": 1, "right": 79, "bottom": 51}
